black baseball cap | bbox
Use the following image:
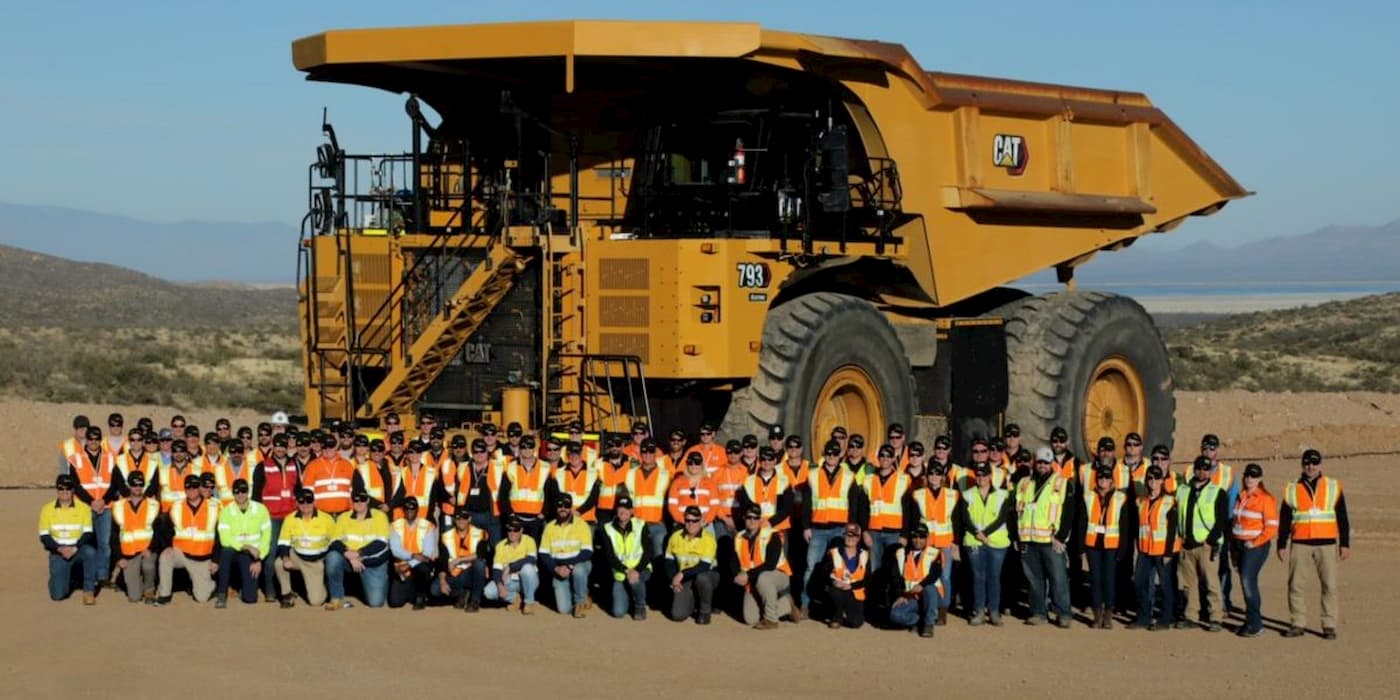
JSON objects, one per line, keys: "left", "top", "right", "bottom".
{"left": 1193, "top": 456, "right": 1214, "bottom": 471}
{"left": 1094, "top": 467, "right": 1114, "bottom": 481}
{"left": 639, "top": 439, "right": 657, "bottom": 452}
{"left": 56, "top": 473, "right": 76, "bottom": 489}
{"left": 389, "top": 432, "right": 405, "bottom": 445}
{"left": 822, "top": 440, "right": 842, "bottom": 457}
{"left": 184, "top": 426, "right": 200, "bottom": 438}
{"left": 877, "top": 445, "right": 895, "bottom": 459}
{"left": 1244, "top": 463, "right": 1264, "bottom": 478}
{"left": 227, "top": 441, "right": 245, "bottom": 455}
{"left": 108, "top": 412, "right": 124, "bottom": 427}
{"left": 973, "top": 463, "right": 992, "bottom": 476}
{"left": 215, "top": 418, "right": 232, "bottom": 430}
{"left": 480, "top": 423, "right": 499, "bottom": 436}
{"left": 85, "top": 426, "right": 103, "bottom": 440}
{"left": 183, "top": 474, "right": 201, "bottom": 489}
{"left": 402, "top": 496, "right": 420, "bottom": 510}
{"left": 238, "top": 426, "right": 254, "bottom": 439}
{"left": 606, "top": 435, "right": 624, "bottom": 448}
{"left": 351, "top": 486, "right": 369, "bottom": 502}
{"left": 1302, "top": 449, "right": 1322, "bottom": 465}
{"left": 297, "top": 488, "right": 316, "bottom": 504}
{"left": 686, "top": 452, "right": 703, "bottom": 466}
{"left": 565, "top": 441, "right": 583, "bottom": 455}
{"left": 725, "top": 439, "right": 742, "bottom": 454}
{"left": 908, "top": 441, "right": 925, "bottom": 456}
{"left": 1050, "top": 426, "right": 1069, "bottom": 441}
{"left": 72, "top": 415, "right": 91, "bottom": 429}
{"left": 505, "top": 516, "right": 524, "bottom": 531}
{"left": 848, "top": 434, "right": 865, "bottom": 449}
{"left": 908, "top": 523, "right": 930, "bottom": 539}
{"left": 171, "top": 441, "right": 188, "bottom": 454}
{"left": 742, "top": 504, "right": 763, "bottom": 519}
{"left": 353, "top": 435, "right": 370, "bottom": 447}
{"left": 567, "top": 420, "right": 584, "bottom": 432}
{"left": 615, "top": 496, "right": 634, "bottom": 510}
{"left": 1004, "top": 423, "right": 1021, "bottom": 437}
{"left": 887, "top": 423, "right": 905, "bottom": 437}
{"left": 506, "top": 422, "right": 524, "bottom": 437}
{"left": 784, "top": 435, "right": 803, "bottom": 449}
{"left": 768, "top": 425, "right": 784, "bottom": 439}
{"left": 554, "top": 493, "right": 574, "bottom": 508}
{"left": 683, "top": 505, "right": 703, "bottom": 520}
{"left": 759, "top": 446, "right": 777, "bottom": 461}
{"left": 272, "top": 434, "right": 289, "bottom": 447}
{"left": 1201, "top": 434, "right": 1221, "bottom": 449}
{"left": 933, "top": 435, "right": 951, "bottom": 449}
{"left": 1145, "top": 466, "right": 1165, "bottom": 480}
{"left": 519, "top": 436, "right": 536, "bottom": 450}
{"left": 199, "top": 473, "right": 216, "bottom": 487}
{"left": 741, "top": 434, "right": 759, "bottom": 448}
{"left": 1097, "top": 436, "right": 1116, "bottom": 451}
{"left": 125, "top": 471, "right": 147, "bottom": 489}
{"left": 450, "top": 435, "right": 467, "bottom": 448}
{"left": 470, "top": 438, "right": 487, "bottom": 452}
{"left": 232, "top": 479, "right": 250, "bottom": 494}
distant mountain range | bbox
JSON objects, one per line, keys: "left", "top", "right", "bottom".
{"left": 2, "top": 201, "right": 1398, "bottom": 285}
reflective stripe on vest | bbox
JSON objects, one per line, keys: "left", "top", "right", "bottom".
{"left": 1283, "top": 477, "right": 1340, "bottom": 540}
{"left": 604, "top": 519, "right": 648, "bottom": 581}
{"left": 354, "top": 460, "right": 387, "bottom": 502}
{"left": 285, "top": 512, "right": 336, "bottom": 556}
{"left": 1083, "top": 490, "right": 1127, "bottom": 549}
{"left": 899, "top": 545, "right": 945, "bottom": 596}
{"left": 961, "top": 487, "right": 1011, "bottom": 548}
{"left": 159, "top": 463, "right": 194, "bottom": 512}
{"left": 506, "top": 462, "right": 547, "bottom": 515}
{"left": 742, "top": 472, "right": 791, "bottom": 529}
{"left": 1137, "top": 494, "right": 1175, "bottom": 556}
{"left": 1017, "top": 475, "right": 1067, "bottom": 543}
{"left": 1232, "top": 489, "right": 1278, "bottom": 540}
{"left": 829, "top": 547, "right": 868, "bottom": 601}
{"left": 625, "top": 467, "right": 670, "bottom": 523}
{"left": 864, "top": 471, "right": 909, "bottom": 532}
{"left": 173, "top": 500, "right": 218, "bottom": 557}
{"left": 911, "top": 486, "right": 958, "bottom": 547}
{"left": 598, "top": 459, "right": 634, "bottom": 510}
{"left": 554, "top": 466, "right": 599, "bottom": 521}
{"left": 215, "top": 461, "right": 253, "bottom": 508}
{"left": 113, "top": 498, "right": 157, "bottom": 556}
{"left": 69, "top": 451, "right": 112, "bottom": 501}
{"left": 392, "top": 518, "right": 433, "bottom": 557}
{"left": 442, "top": 524, "right": 488, "bottom": 576}
{"left": 809, "top": 468, "right": 854, "bottom": 525}
{"left": 735, "top": 528, "right": 790, "bottom": 584}
{"left": 1175, "top": 482, "right": 1222, "bottom": 544}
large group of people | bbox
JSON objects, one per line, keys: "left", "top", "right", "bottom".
{"left": 41, "top": 410, "right": 1349, "bottom": 639}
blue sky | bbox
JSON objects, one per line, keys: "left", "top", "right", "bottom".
{"left": 1, "top": 1, "right": 1395, "bottom": 250}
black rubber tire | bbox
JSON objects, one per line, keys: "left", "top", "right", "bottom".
{"left": 989, "top": 291, "right": 1176, "bottom": 458}
{"left": 721, "top": 292, "right": 915, "bottom": 446}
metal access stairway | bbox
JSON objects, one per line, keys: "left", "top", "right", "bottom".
{"left": 359, "top": 241, "right": 532, "bottom": 419}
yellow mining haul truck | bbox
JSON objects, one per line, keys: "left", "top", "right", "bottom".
{"left": 291, "top": 20, "right": 1246, "bottom": 456}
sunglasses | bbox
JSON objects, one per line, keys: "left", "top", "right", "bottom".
{"left": 1152, "top": 455, "right": 1171, "bottom": 461}
{"left": 172, "top": 423, "right": 186, "bottom": 428}
{"left": 507, "top": 527, "right": 523, "bottom": 533}
{"left": 233, "top": 489, "right": 250, "bottom": 495}
{"left": 744, "top": 515, "right": 761, "bottom": 520}
{"left": 1303, "top": 458, "right": 1321, "bottom": 466}
{"left": 1146, "top": 475, "right": 1162, "bottom": 481}
{"left": 351, "top": 495, "right": 369, "bottom": 503}
{"left": 57, "top": 486, "right": 74, "bottom": 492}
{"left": 297, "top": 498, "right": 315, "bottom": 504}
{"left": 1051, "top": 438, "right": 1067, "bottom": 443}
{"left": 971, "top": 447, "right": 988, "bottom": 453}
{"left": 1125, "top": 440, "right": 1142, "bottom": 447}
{"left": 1005, "top": 430, "right": 1020, "bottom": 437}
{"left": 684, "top": 518, "right": 702, "bottom": 525}
{"left": 472, "top": 449, "right": 487, "bottom": 454}
{"left": 1035, "top": 460, "right": 1051, "bottom": 465}
{"left": 1203, "top": 445, "right": 1219, "bottom": 451}
{"left": 843, "top": 531, "right": 860, "bottom": 537}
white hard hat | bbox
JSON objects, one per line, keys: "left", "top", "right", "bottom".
{"left": 271, "top": 411, "right": 290, "bottom": 426}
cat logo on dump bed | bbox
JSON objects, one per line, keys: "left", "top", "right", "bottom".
{"left": 993, "top": 134, "right": 1028, "bottom": 176}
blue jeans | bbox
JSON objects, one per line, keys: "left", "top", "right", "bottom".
{"left": 262, "top": 517, "right": 284, "bottom": 598}
{"left": 48, "top": 546, "right": 98, "bottom": 600}
{"left": 966, "top": 545, "right": 1007, "bottom": 615}
{"left": 551, "top": 560, "right": 592, "bottom": 614}
{"left": 325, "top": 551, "right": 389, "bottom": 607}
{"left": 216, "top": 549, "right": 259, "bottom": 603}
{"left": 445, "top": 560, "right": 488, "bottom": 601}
{"left": 1086, "top": 548, "right": 1118, "bottom": 609}
{"left": 610, "top": 571, "right": 650, "bottom": 617}
{"left": 867, "top": 531, "right": 901, "bottom": 572}
{"left": 486, "top": 563, "right": 540, "bottom": 604}
{"left": 936, "top": 545, "right": 955, "bottom": 609}
{"left": 802, "top": 526, "right": 842, "bottom": 607}
{"left": 889, "top": 587, "right": 936, "bottom": 627}
{"left": 1236, "top": 542, "right": 1270, "bottom": 632}
{"left": 91, "top": 509, "right": 112, "bottom": 579}
{"left": 1021, "top": 543, "right": 1070, "bottom": 619}
{"left": 1134, "top": 555, "right": 1176, "bottom": 625}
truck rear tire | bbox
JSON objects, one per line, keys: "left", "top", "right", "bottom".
{"left": 992, "top": 291, "right": 1175, "bottom": 458}
{"left": 726, "top": 292, "right": 915, "bottom": 447}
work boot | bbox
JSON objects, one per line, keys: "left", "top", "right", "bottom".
{"left": 215, "top": 594, "right": 228, "bottom": 609}
{"left": 791, "top": 606, "right": 805, "bottom": 622}
{"left": 279, "top": 595, "right": 295, "bottom": 609}
{"left": 827, "top": 619, "right": 842, "bottom": 629}
{"left": 936, "top": 607, "right": 948, "bottom": 626}
{"left": 754, "top": 619, "right": 780, "bottom": 630}
{"left": 1101, "top": 609, "right": 1114, "bottom": 630}
{"left": 918, "top": 624, "right": 934, "bottom": 638}
{"left": 1323, "top": 628, "right": 1337, "bottom": 640}
{"left": 521, "top": 603, "right": 535, "bottom": 616}
{"left": 263, "top": 592, "right": 278, "bottom": 604}
{"left": 697, "top": 613, "right": 712, "bottom": 625}
{"left": 1056, "top": 615, "right": 1072, "bottom": 629}
{"left": 1025, "top": 616, "right": 1046, "bottom": 626}
{"left": 1173, "top": 619, "right": 1194, "bottom": 630}
{"left": 1282, "top": 626, "right": 1305, "bottom": 638}
{"left": 571, "top": 606, "right": 587, "bottom": 619}
{"left": 453, "top": 593, "right": 466, "bottom": 610}
{"left": 1207, "top": 622, "right": 1223, "bottom": 633}
{"left": 465, "top": 598, "right": 481, "bottom": 613}
{"left": 989, "top": 612, "right": 1004, "bottom": 627}
{"left": 142, "top": 591, "right": 157, "bottom": 605}
{"left": 153, "top": 596, "right": 173, "bottom": 608}
{"left": 323, "top": 598, "right": 342, "bottom": 611}
{"left": 1240, "top": 627, "right": 1262, "bottom": 638}
{"left": 412, "top": 595, "right": 426, "bottom": 611}
{"left": 969, "top": 611, "right": 985, "bottom": 627}
{"left": 632, "top": 608, "right": 646, "bottom": 621}
{"left": 83, "top": 592, "right": 97, "bottom": 606}
{"left": 1091, "top": 608, "right": 1103, "bottom": 628}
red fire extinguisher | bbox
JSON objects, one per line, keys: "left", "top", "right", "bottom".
{"left": 729, "top": 139, "right": 746, "bottom": 185}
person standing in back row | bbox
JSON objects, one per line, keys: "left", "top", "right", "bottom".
{"left": 1231, "top": 463, "right": 1278, "bottom": 638}
{"left": 1278, "top": 449, "right": 1349, "bottom": 640}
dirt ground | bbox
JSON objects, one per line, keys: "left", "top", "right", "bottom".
{"left": 4, "top": 392, "right": 1398, "bottom": 697}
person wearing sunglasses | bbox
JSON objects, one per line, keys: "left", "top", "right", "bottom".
{"left": 1079, "top": 467, "right": 1131, "bottom": 629}
{"left": 112, "top": 470, "right": 159, "bottom": 603}
{"left": 1230, "top": 463, "right": 1278, "bottom": 638}
{"left": 66, "top": 425, "right": 120, "bottom": 589}
{"left": 597, "top": 436, "right": 638, "bottom": 526}
{"left": 539, "top": 494, "right": 594, "bottom": 618}
{"left": 274, "top": 488, "right": 337, "bottom": 609}
{"left": 1278, "top": 449, "right": 1349, "bottom": 640}
{"left": 1173, "top": 456, "right": 1229, "bottom": 632}
{"left": 682, "top": 423, "right": 725, "bottom": 476}
{"left": 664, "top": 505, "right": 719, "bottom": 624}
{"left": 1129, "top": 465, "right": 1178, "bottom": 630}
{"left": 388, "top": 496, "right": 438, "bottom": 610}
{"left": 733, "top": 504, "right": 795, "bottom": 629}
{"left": 39, "top": 474, "right": 99, "bottom": 603}
{"left": 800, "top": 440, "right": 861, "bottom": 620}
{"left": 1048, "top": 426, "right": 1079, "bottom": 482}
{"left": 600, "top": 496, "right": 653, "bottom": 620}
{"left": 348, "top": 435, "right": 391, "bottom": 514}
{"left": 215, "top": 478, "right": 271, "bottom": 608}
{"left": 1003, "top": 424, "right": 1023, "bottom": 464}
{"left": 487, "top": 516, "right": 540, "bottom": 614}
{"left": 437, "top": 498, "right": 492, "bottom": 613}
{"left": 889, "top": 523, "right": 944, "bottom": 638}
{"left": 1133, "top": 445, "right": 1179, "bottom": 497}
{"left": 59, "top": 415, "right": 90, "bottom": 476}
{"left": 959, "top": 463, "right": 1017, "bottom": 626}
{"left": 862, "top": 445, "right": 908, "bottom": 578}
{"left": 824, "top": 523, "right": 869, "bottom": 629}
{"left": 449, "top": 437, "right": 504, "bottom": 543}
{"left": 907, "top": 461, "right": 958, "bottom": 625}
{"left": 156, "top": 474, "right": 220, "bottom": 606}
{"left": 1199, "top": 434, "right": 1240, "bottom": 616}
{"left": 329, "top": 486, "right": 392, "bottom": 609}
{"left": 498, "top": 436, "right": 549, "bottom": 542}
{"left": 115, "top": 429, "right": 160, "bottom": 497}
{"left": 254, "top": 433, "right": 301, "bottom": 603}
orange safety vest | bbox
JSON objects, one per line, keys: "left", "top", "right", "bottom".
{"left": 394, "top": 463, "right": 439, "bottom": 519}
{"left": 1283, "top": 476, "right": 1341, "bottom": 541}
{"left": 624, "top": 466, "right": 670, "bottom": 524}
{"left": 392, "top": 517, "right": 433, "bottom": 557}
{"left": 438, "top": 457, "right": 466, "bottom": 516}
{"left": 910, "top": 486, "right": 958, "bottom": 547}
{"left": 1131, "top": 464, "right": 1179, "bottom": 497}
{"left": 829, "top": 547, "right": 869, "bottom": 601}
{"left": 898, "top": 545, "right": 945, "bottom": 597}
{"left": 215, "top": 460, "right": 254, "bottom": 508}
{"left": 172, "top": 498, "right": 218, "bottom": 558}
{"left": 193, "top": 452, "right": 230, "bottom": 480}
{"left": 684, "top": 443, "right": 726, "bottom": 476}
{"left": 441, "top": 524, "right": 489, "bottom": 576}
{"left": 735, "top": 527, "right": 791, "bottom": 583}
{"left": 809, "top": 467, "right": 855, "bottom": 526}
{"left": 59, "top": 437, "right": 83, "bottom": 464}
{"left": 742, "top": 471, "right": 791, "bottom": 530}
{"left": 1081, "top": 461, "right": 1132, "bottom": 494}
{"left": 451, "top": 461, "right": 503, "bottom": 516}
{"left": 112, "top": 497, "right": 157, "bottom": 556}
{"left": 159, "top": 461, "right": 196, "bottom": 513}
{"left": 711, "top": 464, "right": 748, "bottom": 519}
{"left": 1083, "top": 489, "right": 1127, "bottom": 549}
{"left": 115, "top": 450, "right": 160, "bottom": 487}
{"left": 863, "top": 470, "right": 909, "bottom": 532}
{"left": 783, "top": 457, "right": 810, "bottom": 486}
{"left": 1137, "top": 493, "right": 1176, "bottom": 556}
{"left": 597, "top": 458, "right": 635, "bottom": 511}
{"left": 505, "top": 461, "right": 548, "bottom": 517}
{"left": 305, "top": 456, "right": 354, "bottom": 514}
{"left": 68, "top": 450, "right": 113, "bottom": 501}
{"left": 659, "top": 453, "right": 683, "bottom": 476}
{"left": 353, "top": 458, "right": 388, "bottom": 503}
{"left": 553, "top": 465, "right": 599, "bottom": 522}
{"left": 668, "top": 474, "right": 718, "bottom": 524}
{"left": 1232, "top": 487, "right": 1280, "bottom": 548}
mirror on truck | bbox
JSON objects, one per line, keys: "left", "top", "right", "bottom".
{"left": 817, "top": 125, "right": 851, "bottom": 212}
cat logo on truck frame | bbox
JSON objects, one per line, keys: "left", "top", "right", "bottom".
{"left": 993, "top": 134, "right": 1028, "bottom": 176}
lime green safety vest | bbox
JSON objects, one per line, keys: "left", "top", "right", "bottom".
{"left": 961, "top": 487, "right": 1011, "bottom": 548}
{"left": 604, "top": 518, "right": 647, "bottom": 581}
{"left": 1174, "top": 482, "right": 1222, "bottom": 544}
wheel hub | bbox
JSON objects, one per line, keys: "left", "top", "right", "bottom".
{"left": 812, "top": 365, "right": 885, "bottom": 448}
{"left": 1083, "top": 355, "right": 1146, "bottom": 448}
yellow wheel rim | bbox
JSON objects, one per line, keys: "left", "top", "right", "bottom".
{"left": 812, "top": 366, "right": 885, "bottom": 449}
{"left": 1083, "top": 355, "right": 1147, "bottom": 449}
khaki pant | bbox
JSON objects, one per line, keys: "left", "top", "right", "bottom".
{"left": 158, "top": 548, "right": 216, "bottom": 602}
{"left": 275, "top": 553, "right": 328, "bottom": 605}
{"left": 741, "top": 570, "right": 793, "bottom": 625}
{"left": 119, "top": 552, "right": 157, "bottom": 602}
{"left": 1288, "top": 542, "right": 1339, "bottom": 629}
{"left": 1177, "top": 545, "right": 1223, "bottom": 623}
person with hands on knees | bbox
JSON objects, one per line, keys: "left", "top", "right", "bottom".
{"left": 39, "top": 474, "right": 99, "bottom": 603}
{"left": 539, "top": 493, "right": 595, "bottom": 617}
{"left": 666, "top": 505, "right": 720, "bottom": 624}
{"left": 214, "top": 478, "right": 271, "bottom": 608}
{"left": 328, "top": 486, "right": 392, "bottom": 609}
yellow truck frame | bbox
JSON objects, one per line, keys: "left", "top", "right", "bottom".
{"left": 292, "top": 20, "right": 1246, "bottom": 456}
